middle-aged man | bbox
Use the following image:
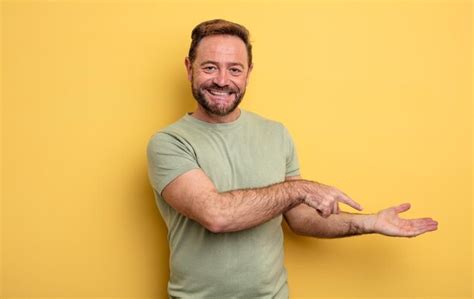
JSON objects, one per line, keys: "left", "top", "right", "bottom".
{"left": 147, "top": 19, "right": 438, "bottom": 298}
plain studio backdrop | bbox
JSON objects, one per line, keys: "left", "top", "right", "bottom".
{"left": 1, "top": 0, "right": 472, "bottom": 298}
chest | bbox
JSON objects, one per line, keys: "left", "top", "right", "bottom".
{"left": 191, "top": 130, "right": 287, "bottom": 191}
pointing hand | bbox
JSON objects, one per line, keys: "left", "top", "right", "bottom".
{"left": 303, "top": 182, "right": 363, "bottom": 218}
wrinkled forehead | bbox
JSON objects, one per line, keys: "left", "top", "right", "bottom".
{"left": 194, "top": 35, "right": 248, "bottom": 66}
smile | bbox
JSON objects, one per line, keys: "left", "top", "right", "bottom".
{"left": 207, "top": 89, "right": 233, "bottom": 96}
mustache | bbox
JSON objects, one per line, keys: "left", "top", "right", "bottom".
{"left": 203, "top": 83, "right": 238, "bottom": 93}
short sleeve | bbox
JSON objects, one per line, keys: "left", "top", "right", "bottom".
{"left": 283, "top": 126, "right": 300, "bottom": 177}
{"left": 147, "top": 132, "right": 200, "bottom": 194}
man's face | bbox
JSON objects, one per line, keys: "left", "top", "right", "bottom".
{"left": 186, "top": 35, "right": 252, "bottom": 117}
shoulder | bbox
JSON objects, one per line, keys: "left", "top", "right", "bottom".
{"left": 148, "top": 114, "right": 198, "bottom": 142}
{"left": 243, "top": 110, "right": 286, "bottom": 131}
{"left": 242, "top": 111, "right": 296, "bottom": 146}
{"left": 147, "top": 116, "right": 193, "bottom": 151}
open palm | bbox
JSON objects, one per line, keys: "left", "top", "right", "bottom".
{"left": 373, "top": 203, "right": 438, "bottom": 237}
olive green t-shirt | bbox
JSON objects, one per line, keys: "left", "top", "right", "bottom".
{"left": 147, "top": 110, "right": 300, "bottom": 298}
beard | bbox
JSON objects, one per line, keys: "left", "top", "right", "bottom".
{"left": 191, "top": 80, "right": 246, "bottom": 117}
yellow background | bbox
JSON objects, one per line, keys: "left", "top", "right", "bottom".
{"left": 1, "top": 0, "right": 472, "bottom": 298}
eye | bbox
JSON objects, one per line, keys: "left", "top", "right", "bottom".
{"left": 203, "top": 65, "right": 217, "bottom": 73}
{"left": 229, "top": 68, "right": 243, "bottom": 75}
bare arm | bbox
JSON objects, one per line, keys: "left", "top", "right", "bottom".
{"left": 285, "top": 204, "right": 375, "bottom": 238}
{"left": 284, "top": 176, "right": 438, "bottom": 238}
{"left": 161, "top": 169, "right": 362, "bottom": 233}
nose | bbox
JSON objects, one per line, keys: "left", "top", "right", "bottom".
{"left": 212, "top": 69, "right": 229, "bottom": 87}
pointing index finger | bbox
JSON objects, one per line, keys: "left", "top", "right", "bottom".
{"left": 338, "top": 193, "right": 363, "bottom": 211}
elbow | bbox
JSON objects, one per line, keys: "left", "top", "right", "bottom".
{"left": 199, "top": 194, "right": 233, "bottom": 233}
{"left": 201, "top": 212, "right": 230, "bottom": 233}
{"left": 205, "top": 223, "right": 225, "bottom": 234}
{"left": 204, "top": 218, "right": 228, "bottom": 233}
{"left": 285, "top": 219, "right": 300, "bottom": 235}
{"left": 287, "top": 221, "right": 310, "bottom": 237}
{"left": 288, "top": 224, "right": 304, "bottom": 236}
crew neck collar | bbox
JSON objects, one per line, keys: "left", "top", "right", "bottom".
{"left": 184, "top": 110, "right": 247, "bottom": 130}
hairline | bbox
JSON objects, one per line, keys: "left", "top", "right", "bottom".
{"left": 191, "top": 35, "right": 250, "bottom": 68}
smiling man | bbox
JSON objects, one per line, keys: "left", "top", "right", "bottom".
{"left": 187, "top": 34, "right": 248, "bottom": 119}
{"left": 147, "top": 19, "right": 438, "bottom": 298}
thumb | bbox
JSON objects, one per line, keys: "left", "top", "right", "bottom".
{"left": 394, "top": 202, "right": 411, "bottom": 214}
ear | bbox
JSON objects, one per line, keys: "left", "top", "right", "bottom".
{"left": 248, "top": 63, "right": 253, "bottom": 75}
{"left": 246, "top": 63, "right": 254, "bottom": 84}
{"left": 184, "top": 57, "right": 193, "bottom": 81}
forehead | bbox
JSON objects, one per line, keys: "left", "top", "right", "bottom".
{"left": 194, "top": 35, "right": 248, "bottom": 64}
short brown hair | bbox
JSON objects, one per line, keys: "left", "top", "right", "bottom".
{"left": 188, "top": 19, "right": 253, "bottom": 67}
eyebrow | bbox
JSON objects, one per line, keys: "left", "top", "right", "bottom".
{"left": 199, "top": 60, "right": 245, "bottom": 68}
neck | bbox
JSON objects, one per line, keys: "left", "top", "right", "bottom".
{"left": 191, "top": 106, "right": 241, "bottom": 123}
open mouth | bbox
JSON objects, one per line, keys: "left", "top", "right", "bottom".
{"left": 205, "top": 88, "right": 234, "bottom": 100}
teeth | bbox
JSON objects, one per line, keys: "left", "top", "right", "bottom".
{"left": 208, "top": 89, "right": 230, "bottom": 96}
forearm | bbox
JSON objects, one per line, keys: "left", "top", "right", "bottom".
{"left": 163, "top": 169, "right": 362, "bottom": 234}
{"left": 286, "top": 205, "right": 376, "bottom": 238}
{"left": 202, "top": 180, "right": 309, "bottom": 233}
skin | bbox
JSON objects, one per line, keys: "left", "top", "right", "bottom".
{"left": 284, "top": 176, "right": 438, "bottom": 238}
{"left": 185, "top": 35, "right": 252, "bottom": 123}
{"left": 162, "top": 34, "right": 438, "bottom": 236}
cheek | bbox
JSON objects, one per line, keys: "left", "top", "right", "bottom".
{"left": 233, "top": 78, "right": 248, "bottom": 90}
{"left": 193, "top": 73, "right": 213, "bottom": 87}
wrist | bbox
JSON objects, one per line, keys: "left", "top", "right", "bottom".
{"left": 360, "top": 214, "right": 377, "bottom": 234}
{"left": 277, "top": 180, "right": 301, "bottom": 210}
{"left": 291, "top": 179, "right": 312, "bottom": 205}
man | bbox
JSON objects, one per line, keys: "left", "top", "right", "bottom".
{"left": 147, "top": 19, "right": 438, "bottom": 298}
